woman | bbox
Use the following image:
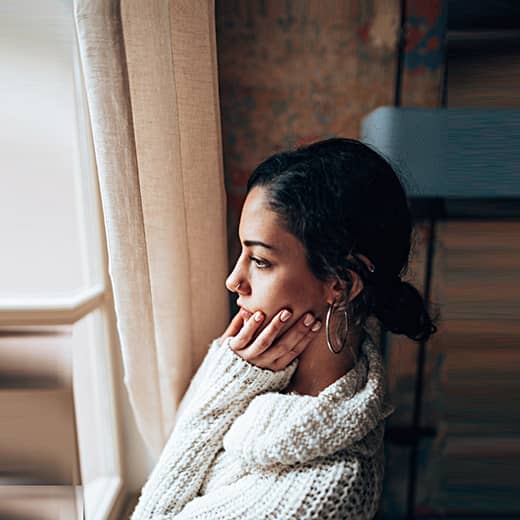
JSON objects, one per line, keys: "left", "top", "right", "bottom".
{"left": 131, "top": 137, "right": 437, "bottom": 519}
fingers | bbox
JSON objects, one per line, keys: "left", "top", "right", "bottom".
{"left": 228, "top": 310, "right": 265, "bottom": 350}
{"left": 271, "top": 319, "right": 322, "bottom": 369}
{"left": 279, "top": 311, "right": 319, "bottom": 348}
{"left": 225, "top": 307, "right": 324, "bottom": 372}
{"left": 235, "top": 308, "right": 294, "bottom": 360}
{"left": 255, "top": 312, "right": 322, "bottom": 367}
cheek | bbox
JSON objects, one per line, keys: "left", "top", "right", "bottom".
{"left": 256, "top": 270, "right": 322, "bottom": 316}
{"left": 254, "top": 272, "right": 290, "bottom": 307}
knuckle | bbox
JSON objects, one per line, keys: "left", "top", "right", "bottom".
{"left": 283, "top": 343, "right": 293, "bottom": 354}
{"left": 291, "top": 343, "right": 303, "bottom": 355}
{"left": 257, "top": 337, "right": 270, "bottom": 351}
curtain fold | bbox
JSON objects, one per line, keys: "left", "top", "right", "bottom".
{"left": 73, "top": 0, "right": 229, "bottom": 459}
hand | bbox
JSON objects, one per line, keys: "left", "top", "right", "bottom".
{"left": 219, "top": 307, "right": 253, "bottom": 345}
{"left": 219, "top": 308, "right": 322, "bottom": 371}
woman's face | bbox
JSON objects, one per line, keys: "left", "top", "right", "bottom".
{"left": 225, "top": 186, "right": 331, "bottom": 337}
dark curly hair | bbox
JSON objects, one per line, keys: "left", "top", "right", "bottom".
{"left": 246, "top": 137, "right": 437, "bottom": 343}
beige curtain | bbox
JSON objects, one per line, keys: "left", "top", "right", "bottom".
{"left": 73, "top": 0, "right": 229, "bottom": 459}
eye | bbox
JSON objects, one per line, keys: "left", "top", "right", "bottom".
{"left": 249, "top": 256, "right": 271, "bottom": 269}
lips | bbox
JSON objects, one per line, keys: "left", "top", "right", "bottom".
{"left": 237, "top": 303, "right": 253, "bottom": 318}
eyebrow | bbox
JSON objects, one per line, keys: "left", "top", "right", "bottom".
{"left": 243, "top": 240, "right": 278, "bottom": 252}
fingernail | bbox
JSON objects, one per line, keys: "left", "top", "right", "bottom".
{"left": 311, "top": 321, "right": 321, "bottom": 332}
{"left": 304, "top": 313, "right": 314, "bottom": 326}
{"left": 280, "top": 309, "right": 292, "bottom": 322}
{"left": 254, "top": 311, "right": 264, "bottom": 322}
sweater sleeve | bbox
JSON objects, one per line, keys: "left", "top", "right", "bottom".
{"left": 130, "top": 337, "right": 298, "bottom": 520}
{"left": 171, "top": 448, "right": 384, "bottom": 520}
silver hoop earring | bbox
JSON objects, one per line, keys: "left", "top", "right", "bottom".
{"left": 325, "top": 300, "right": 349, "bottom": 354}
{"left": 326, "top": 302, "right": 359, "bottom": 363}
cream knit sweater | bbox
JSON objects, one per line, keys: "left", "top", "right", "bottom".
{"left": 131, "top": 331, "right": 395, "bottom": 519}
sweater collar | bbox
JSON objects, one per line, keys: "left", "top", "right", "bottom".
{"left": 223, "top": 332, "right": 396, "bottom": 468}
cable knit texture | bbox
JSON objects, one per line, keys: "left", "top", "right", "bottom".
{"left": 131, "top": 331, "right": 395, "bottom": 519}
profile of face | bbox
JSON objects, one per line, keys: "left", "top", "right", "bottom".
{"left": 225, "top": 186, "right": 333, "bottom": 339}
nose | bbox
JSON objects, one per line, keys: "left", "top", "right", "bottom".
{"left": 225, "top": 258, "right": 249, "bottom": 294}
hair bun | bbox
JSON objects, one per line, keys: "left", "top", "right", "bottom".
{"left": 372, "top": 278, "right": 437, "bottom": 342}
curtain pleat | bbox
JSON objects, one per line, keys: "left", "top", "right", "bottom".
{"left": 74, "top": 0, "right": 229, "bottom": 459}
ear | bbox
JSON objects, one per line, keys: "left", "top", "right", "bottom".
{"left": 324, "top": 271, "right": 364, "bottom": 305}
{"left": 346, "top": 269, "right": 364, "bottom": 302}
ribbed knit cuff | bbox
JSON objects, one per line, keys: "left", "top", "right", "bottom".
{"left": 176, "top": 337, "right": 299, "bottom": 426}
{"left": 209, "top": 337, "right": 298, "bottom": 394}
{"left": 217, "top": 336, "right": 299, "bottom": 387}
